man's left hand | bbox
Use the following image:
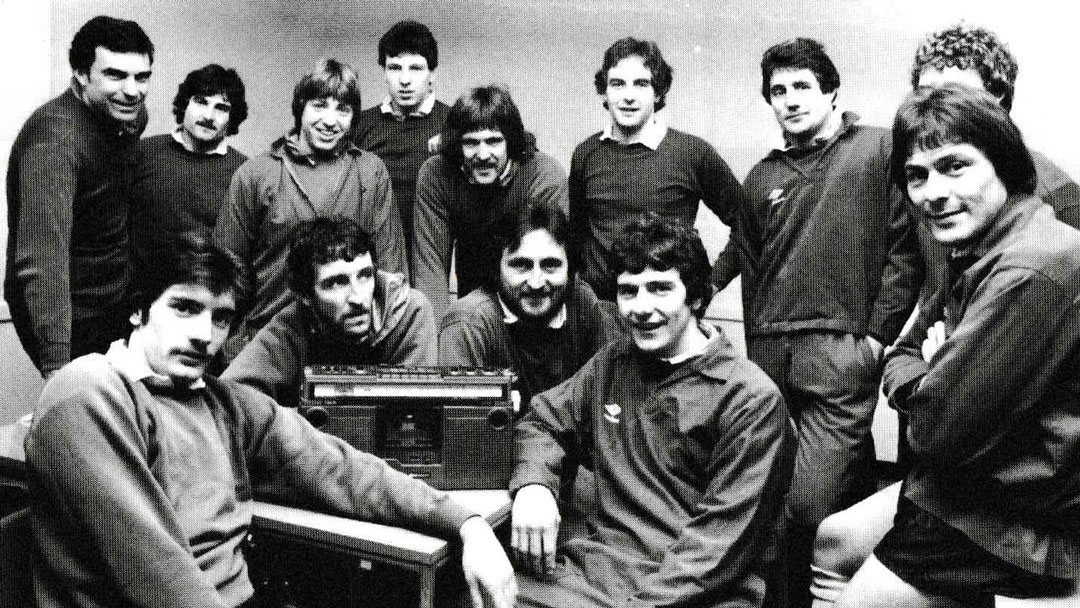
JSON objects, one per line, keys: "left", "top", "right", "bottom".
{"left": 460, "top": 516, "right": 516, "bottom": 608}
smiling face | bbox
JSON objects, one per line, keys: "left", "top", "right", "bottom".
{"left": 307, "top": 253, "right": 376, "bottom": 341}
{"left": 904, "top": 142, "right": 1009, "bottom": 248}
{"left": 181, "top": 92, "right": 232, "bottom": 151}
{"left": 499, "top": 229, "right": 570, "bottom": 324}
{"left": 130, "top": 283, "right": 235, "bottom": 386}
{"left": 461, "top": 128, "right": 509, "bottom": 185}
{"left": 75, "top": 46, "right": 152, "bottom": 124}
{"left": 298, "top": 96, "right": 353, "bottom": 156}
{"left": 616, "top": 267, "right": 699, "bottom": 359}
{"left": 603, "top": 55, "right": 657, "bottom": 139}
{"left": 768, "top": 67, "right": 835, "bottom": 144}
{"left": 384, "top": 52, "right": 433, "bottom": 112}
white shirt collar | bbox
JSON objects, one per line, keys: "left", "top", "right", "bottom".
{"left": 379, "top": 93, "right": 437, "bottom": 120}
{"left": 780, "top": 110, "right": 842, "bottom": 152}
{"left": 661, "top": 322, "right": 717, "bottom": 364}
{"left": 497, "top": 294, "right": 568, "bottom": 329}
{"left": 599, "top": 111, "right": 668, "bottom": 150}
{"left": 105, "top": 339, "right": 207, "bottom": 390}
{"left": 172, "top": 127, "right": 230, "bottom": 156}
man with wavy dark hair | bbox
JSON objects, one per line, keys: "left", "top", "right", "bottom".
{"left": 570, "top": 36, "right": 745, "bottom": 301}
{"left": 356, "top": 20, "right": 447, "bottom": 258}
{"left": 214, "top": 58, "right": 405, "bottom": 363}
{"left": 412, "top": 84, "right": 567, "bottom": 321}
{"left": 133, "top": 64, "right": 249, "bottom": 272}
{"left": 6, "top": 15, "right": 154, "bottom": 377}
{"left": 510, "top": 213, "right": 791, "bottom": 608}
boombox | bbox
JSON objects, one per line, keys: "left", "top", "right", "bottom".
{"left": 300, "top": 365, "right": 516, "bottom": 490}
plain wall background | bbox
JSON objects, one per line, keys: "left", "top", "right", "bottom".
{"left": 2, "top": 0, "right": 1078, "bottom": 428}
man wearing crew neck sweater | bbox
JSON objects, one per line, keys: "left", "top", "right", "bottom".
{"left": 509, "top": 214, "right": 791, "bottom": 608}
{"left": 133, "top": 64, "right": 248, "bottom": 275}
{"left": 355, "top": 20, "right": 448, "bottom": 263}
{"left": 569, "top": 37, "right": 746, "bottom": 301}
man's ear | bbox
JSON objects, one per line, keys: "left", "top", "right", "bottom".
{"left": 73, "top": 69, "right": 90, "bottom": 90}
{"left": 830, "top": 90, "right": 839, "bottom": 110}
{"left": 129, "top": 309, "right": 143, "bottom": 327}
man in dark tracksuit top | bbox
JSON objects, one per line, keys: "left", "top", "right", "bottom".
{"left": 5, "top": 16, "right": 153, "bottom": 377}
{"left": 570, "top": 37, "right": 746, "bottom": 301}
{"left": 511, "top": 215, "right": 792, "bottom": 608}
{"left": 354, "top": 20, "right": 448, "bottom": 260}
{"left": 224, "top": 217, "right": 436, "bottom": 409}
{"left": 832, "top": 84, "right": 1080, "bottom": 607}
{"left": 730, "top": 38, "right": 922, "bottom": 608}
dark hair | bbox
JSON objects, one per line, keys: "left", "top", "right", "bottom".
{"left": 287, "top": 217, "right": 376, "bottom": 298}
{"left": 611, "top": 213, "right": 713, "bottom": 318}
{"left": 131, "top": 230, "right": 235, "bottom": 320}
{"left": 760, "top": 37, "right": 840, "bottom": 102}
{"left": 440, "top": 85, "right": 529, "bottom": 167}
{"left": 484, "top": 202, "right": 577, "bottom": 292}
{"left": 593, "top": 37, "right": 673, "bottom": 111}
{"left": 910, "top": 23, "right": 1018, "bottom": 112}
{"left": 291, "top": 58, "right": 363, "bottom": 135}
{"left": 378, "top": 20, "right": 438, "bottom": 70}
{"left": 890, "top": 84, "right": 1035, "bottom": 197}
{"left": 69, "top": 15, "right": 154, "bottom": 73}
{"left": 172, "top": 64, "right": 248, "bottom": 135}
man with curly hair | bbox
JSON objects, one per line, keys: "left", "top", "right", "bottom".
{"left": 133, "top": 64, "right": 249, "bottom": 272}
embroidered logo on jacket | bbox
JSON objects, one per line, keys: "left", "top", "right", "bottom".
{"left": 768, "top": 188, "right": 787, "bottom": 207}
{"left": 603, "top": 403, "right": 621, "bottom": 424}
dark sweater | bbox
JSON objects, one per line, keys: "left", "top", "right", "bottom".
{"left": 739, "top": 112, "right": 922, "bottom": 344}
{"left": 569, "top": 128, "right": 745, "bottom": 300}
{"left": 132, "top": 134, "right": 247, "bottom": 270}
{"left": 5, "top": 89, "right": 146, "bottom": 372}
{"left": 354, "top": 101, "right": 448, "bottom": 247}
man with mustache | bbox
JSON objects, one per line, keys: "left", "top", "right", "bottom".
{"left": 214, "top": 59, "right": 407, "bottom": 363}
{"left": 223, "top": 217, "right": 436, "bottom": 409}
{"left": 6, "top": 15, "right": 153, "bottom": 378}
{"left": 355, "top": 20, "right": 447, "bottom": 262}
{"left": 438, "top": 202, "right": 622, "bottom": 414}
{"left": 569, "top": 37, "right": 745, "bottom": 301}
{"left": 132, "top": 64, "right": 249, "bottom": 275}
{"left": 23, "top": 230, "right": 515, "bottom": 608}
{"left": 734, "top": 38, "right": 922, "bottom": 607}
{"left": 510, "top": 214, "right": 791, "bottom": 608}
{"left": 412, "top": 84, "right": 568, "bottom": 322}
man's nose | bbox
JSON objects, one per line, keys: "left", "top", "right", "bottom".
{"left": 120, "top": 77, "right": 141, "bottom": 99}
{"left": 921, "top": 172, "right": 951, "bottom": 209}
{"left": 189, "top": 315, "right": 213, "bottom": 346}
{"left": 526, "top": 269, "right": 545, "bottom": 289}
{"left": 346, "top": 281, "right": 368, "bottom": 305}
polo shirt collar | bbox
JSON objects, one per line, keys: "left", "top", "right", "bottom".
{"left": 599, "top": 111, "right": 668, "bottom": 150}
{"left": 172, "top": 127, "right": 229, "bottom": 156}
{"left": 106, "top": 339, "right": 206, "bottom": 390}
{"left": 380, "top": 93, "right": 437, "bottom": 120}
{"left": 497, "top": 294, "right": 568, "bottom": 329}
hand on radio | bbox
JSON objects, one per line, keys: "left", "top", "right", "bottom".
{"left": 460, "top": 516, "right": 517, "bottom": 608}
{"left": 510, "top": 484, "right": 560, "bottom": 576}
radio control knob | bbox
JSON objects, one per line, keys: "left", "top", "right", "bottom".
{"left": 302, "top": 406, "right": 329, "bottom": 429}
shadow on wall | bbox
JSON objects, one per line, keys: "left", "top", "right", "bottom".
{"left": 0, "top": 322, "right": 44, "bottom": 426}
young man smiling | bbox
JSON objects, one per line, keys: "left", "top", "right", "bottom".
{"left": 23, "top": 230, "right": 514, "bottom": 608}
{"left": 412, "top": 84, "right": 567, "bottom": 321}
{"left": 133, "top": 64, "right": 249, "bottom": 274}
{"left": 224, "top": 217, "right": 436, "bottom": 409}
{"left": 569, "top": 37, "right": 745, "bottom": 301}
{"left": 214, "top": 58, "right": 406, "bottom": 363}
{"left": 510, "top": 214, "right": 791, "bottom": 608}
{"left": 6, "top": 15, "right": 153, "bottom": 377}
{"left": 735, "top": 37, "right": 923, "bottom": 608}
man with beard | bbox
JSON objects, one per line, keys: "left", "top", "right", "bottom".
{"left": 223, "top": 217, "right": 435, "bottom": 409}
{"left": 438, "top": 202, "right": 622, "bottom": 414}
{"left": 412, "top": 84, "right": 568, "bottom": 322}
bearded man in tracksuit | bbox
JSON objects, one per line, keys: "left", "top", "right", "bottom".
{"left": 727, "top": 38, "right": 922, "bottom": 608}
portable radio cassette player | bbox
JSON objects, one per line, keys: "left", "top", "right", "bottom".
{"left": 300, "top": 365, "right": 515, "bottom": 490}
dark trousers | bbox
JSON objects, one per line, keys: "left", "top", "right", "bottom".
{"left": 11, "top": 302, "right": 130, "bottom": 374}
{"left": 748, "top": 331, "right": 881, "bottom": 608}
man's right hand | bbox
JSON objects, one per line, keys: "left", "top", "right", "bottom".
{"left": 510, "top": 484, "right": 560, "bottom": 576}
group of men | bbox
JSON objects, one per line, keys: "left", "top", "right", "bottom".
{"left": 4, "top": 10, "right": 1079, "bottom": 608}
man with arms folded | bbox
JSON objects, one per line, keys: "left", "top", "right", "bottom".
{"left": 510, "top": 214, "right": 791, "bottom": 608}
{"left": 355, "top": 20, "right": 448, "bottom": 262}
{"left": 214, "top": 58, "right": 406, "bottom": 362}
{"left": 438, "top": 202, "right": 622, "bottom": 413}
{"left": 729, "top": 37, "right": 923, "bottom": 607}
{"left": 24, "top": 230, "right": 514, "bottom": 608}
{"left": 570, "top": 37, "right": 746, "bottom": 301}
{"left": 412, "top": 84, "right": 568, "bottom": 322}
{"left": 224, "top": 217, "right": 436, "bottom": 409}
{"left": 133, "top": 64, "right": 249, "bottom": 272}
{"left": 6, "top": 15, "right": 153, "bottom": 377}
{"left": 821, "top": 85, "right": 1080, "bottom": 608}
